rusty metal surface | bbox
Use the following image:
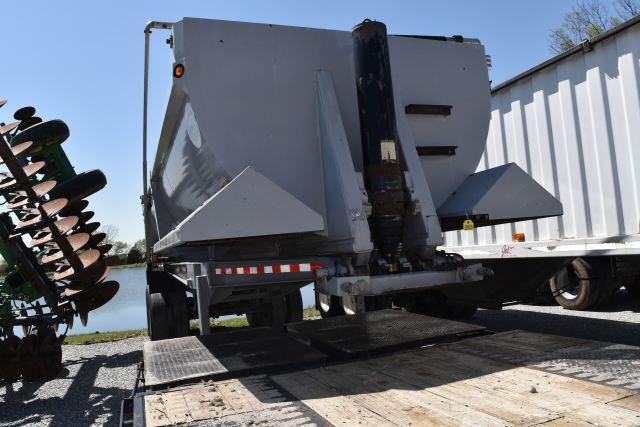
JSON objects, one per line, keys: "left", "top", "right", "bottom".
{"left": 29, "top": 216, "right": 79, "bottom": 246}
{"left": 286, "top": 309, "right": 486, "bottom": 357}
{"left": 143, "top": 328, "right": 327, "bottom": 387}
{"left": 41, "top": 233, "right": 90, "bottom": 264}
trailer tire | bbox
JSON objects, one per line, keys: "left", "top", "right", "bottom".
{"left": 316, "top": 291, "right": 345, "bottom": 318}
{"left": 285, "top": 290, "right": 303, "bottom": 323}
{"left": 626, "top": 276, "right": 640, "bottom": 299}
{"left": 167, "top": 290, "right": 190, "bottom": 338}
{"left": 147, "top": 289, "right": 170, "bottom": 341}
{"left": 247, "top": 289, "right": 304, "bottom": 327}
{"left": 550, "top": 258, "right": 597, "bottom": 310}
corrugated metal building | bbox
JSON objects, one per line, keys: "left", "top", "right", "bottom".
{"left": 444, "top": 16, "right": 640, "bottom": 258}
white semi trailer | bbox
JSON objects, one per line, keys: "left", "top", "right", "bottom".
{"left": 443, "top": 15, "right": 640, "bottom": 310}
{"left": 141, "top": 18, "right": 564, "bottom": 340}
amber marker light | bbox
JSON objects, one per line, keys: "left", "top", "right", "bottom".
{"left": 173, "top": 63, "right": 185, "bottom": 78}
{"left": 513, "top": 233, "right": 526, "bottom": 242}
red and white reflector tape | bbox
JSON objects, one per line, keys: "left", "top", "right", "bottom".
{"left": 215, "top": 262, "right": 323, "bottom": 276}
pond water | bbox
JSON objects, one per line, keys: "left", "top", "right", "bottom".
{"left": 68, "top": 267, "right": 317, "bottom": 335}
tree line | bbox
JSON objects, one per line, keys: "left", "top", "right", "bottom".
{"left": 550, "top": 0, "right": 640, "bottom": 53}
{"left": 100, "top": 224, "right": 146, "bottom": 265}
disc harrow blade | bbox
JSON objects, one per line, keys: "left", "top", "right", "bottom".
{"left": 9, "top": 119, "right": 70, "bottom": 153}
{"left": 53, "top": 249, "right": 101, "bottom": 280}
{"left": 13, "top": 106, "right": 35, "bottom": 121}
{"left": 41, "top": 232, "right": 91, "bottom": 264}
{"left": 7, "top": 180, "right": 57, "bottom": 208}
{"left": 75, "top": 281, "right": 119, "bottom": 313}
{"left": 29, "top": 215, "right": 79, "bottom": 247}
{"left": 0, "top": 121, "right": 20, "bottom": 136}
{"left": 59, "top": 199, "right": 89, "bottom": 216}
{"left": 0, "top": 335, "right": 21, "bottom": 383}
{"left": 16, "top": 197, "right": 68, "bottom": 230}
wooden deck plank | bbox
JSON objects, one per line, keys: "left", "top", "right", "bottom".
{"left": 144, "top": 375, "right": 313, "bottom": 427}
{"left": 409, "top": 347, "right": 634, "bottom": 404}
{"left": 609, "top": 393, "right": 640, "bottom": 411}
{"left": 273, "top": 370, "right": 396, "bottom": 426}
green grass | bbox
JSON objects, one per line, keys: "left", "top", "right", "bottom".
{"left": 63, "top": 305, "right": 321, "bottom": 345}
{"left": 63, "top": 329, "right": 147, "bottom": 345}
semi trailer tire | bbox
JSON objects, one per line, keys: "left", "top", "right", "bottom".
{"left": 247, "top": 289, "right": 304, "bottom": 327}
{"left": 285, "top": 290, "right": 303, "bottom": 323}
{"left": 167, "top": 290, "right": 191, "bottom": 338}
{"left": 550, "top": 258, "right": 597, "bottom": 310}
{"left": 316, "top": 291, "right": 345, "bottom": 318}
{"left": 147, "top": 288, "right": 170, "bottom": 341}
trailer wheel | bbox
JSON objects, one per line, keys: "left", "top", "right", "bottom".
{"left": 167, "top": 290, "right": 191, "bottom": 338}
{"left": 316, "top": 291, "right": 344, "bottom": 318}
{"left": 247, "top": 289, "right": 304, "bottom": 327}
{"left": 550, "top": 258, "right": 597, "bottom": 310}
{"left": 626, "top": 276, "right": 640, "bottom": 299}
{"left": 285, "top": 290, "right": 303, "bottom": 323}
{"left": 147, "top": 288, "right": 170, "bottom": 341}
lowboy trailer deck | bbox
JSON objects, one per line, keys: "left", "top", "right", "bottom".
{"left": 122, "top": 310, "right": 640, "bottom": 426}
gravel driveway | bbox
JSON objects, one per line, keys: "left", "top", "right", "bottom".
{"left": 472, "top": 289, "right": 640, "bottom": 346}
{"left": 0, "top": 292, "right": 637, "bottom": 427}
{"left": 0, "top": 336, "right": 144, "bottom": 427}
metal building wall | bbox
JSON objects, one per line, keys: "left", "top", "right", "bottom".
{"left": 444, "top": 19, "right": 640, "bottom": 248}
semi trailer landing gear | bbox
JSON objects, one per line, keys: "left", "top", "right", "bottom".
{"left": 146, "top": 287, "right": 191, "bottom": 341}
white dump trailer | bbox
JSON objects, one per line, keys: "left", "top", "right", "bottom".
{"left": 443, "top": 15, "right": 640, "bottom": 309}
{"left": 141, "top": 18, "right": 563, "bottom": 339}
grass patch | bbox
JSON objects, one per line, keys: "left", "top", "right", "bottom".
{"left": 64, "top": 305, "right": 321, "bottom": 345}
{"left": 63, "top": 329, "right": 147, "bottom": 345}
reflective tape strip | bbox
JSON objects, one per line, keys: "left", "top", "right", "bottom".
{"left": 214, "top": 262, "right": 323, "bottom": 276}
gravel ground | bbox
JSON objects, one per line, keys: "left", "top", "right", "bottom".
{"left": 0, "top": 336, "right": 145, "bottom": 427}
{"left": 0, "top": 292, "right": 637, "bottom": 427}
{"left": 472, "top": 289, "right": 640, "bottom": 346}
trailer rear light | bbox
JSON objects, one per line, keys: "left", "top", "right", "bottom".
{"left": 173, "top": 63, "right": 185, "bottom": 78}
{"left": 215, "top": 262, "right": 323, "bottom": 276}
{"left": 513, "top": 233, "right": 525, "bottom": 242}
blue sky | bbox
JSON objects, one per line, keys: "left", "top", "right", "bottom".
{"left": 0, "top": 0, "right": 618, "bottom": 244}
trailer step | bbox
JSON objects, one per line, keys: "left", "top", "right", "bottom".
{"left": 286, "top": 309, "right": 486, "bottom": 358}
{"left": 143, "top": 327, "right": 326, "bottom": 388}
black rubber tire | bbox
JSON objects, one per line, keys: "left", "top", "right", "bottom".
{"left": 167, "top": 290, "right": 191, "bottom": 338}
{"left": 248, "top": 289, "right": 304, "bottom": 327}
{"left": 285, "top": 290, "right": 303, "bottom": 323}
{"left": 147, "top": 290, "right": 170, "bottom": 341}
{"left": 246, "top": 311, "right": 269, "bottom": 327}
{"left": 550, "top": 258, "right": 597, "bottom": 310}
{"left": 316, "top": 291, "right": 345, "bottom": 318}
{"left": 627, "top": 276, "right": 640, "bottom": 299}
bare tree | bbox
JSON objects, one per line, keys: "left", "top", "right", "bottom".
{"left": 615, "top": 0, "right": 640, "bottom": 18}
{"left": 100, "top": 224, "right": 119, "bottom": 247}
{"left": 549, "top": 0, "right": 636, "bottom": 53}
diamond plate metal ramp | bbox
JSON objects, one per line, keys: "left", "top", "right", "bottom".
{"left": 286, "top": 309, "right": 487, "bottom": 358}
{"left": 143, "top": 327, "right": 326, "bottom": 388}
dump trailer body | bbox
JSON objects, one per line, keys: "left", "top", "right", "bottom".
{"left": 150, "top": 17, "right": 494, "bottom": 256}
{"left": 444, "top": 16, "right": 640, "bottom": 258}
{"left": 143, "top": 18, "right": 563, "bottom": 336}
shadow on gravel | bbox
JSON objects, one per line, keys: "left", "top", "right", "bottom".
{"left": 1, "top": 349, "right": 140, "bottom": 427}
{"left": 471, "top": 308, "right": 640, "bottom": 346}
